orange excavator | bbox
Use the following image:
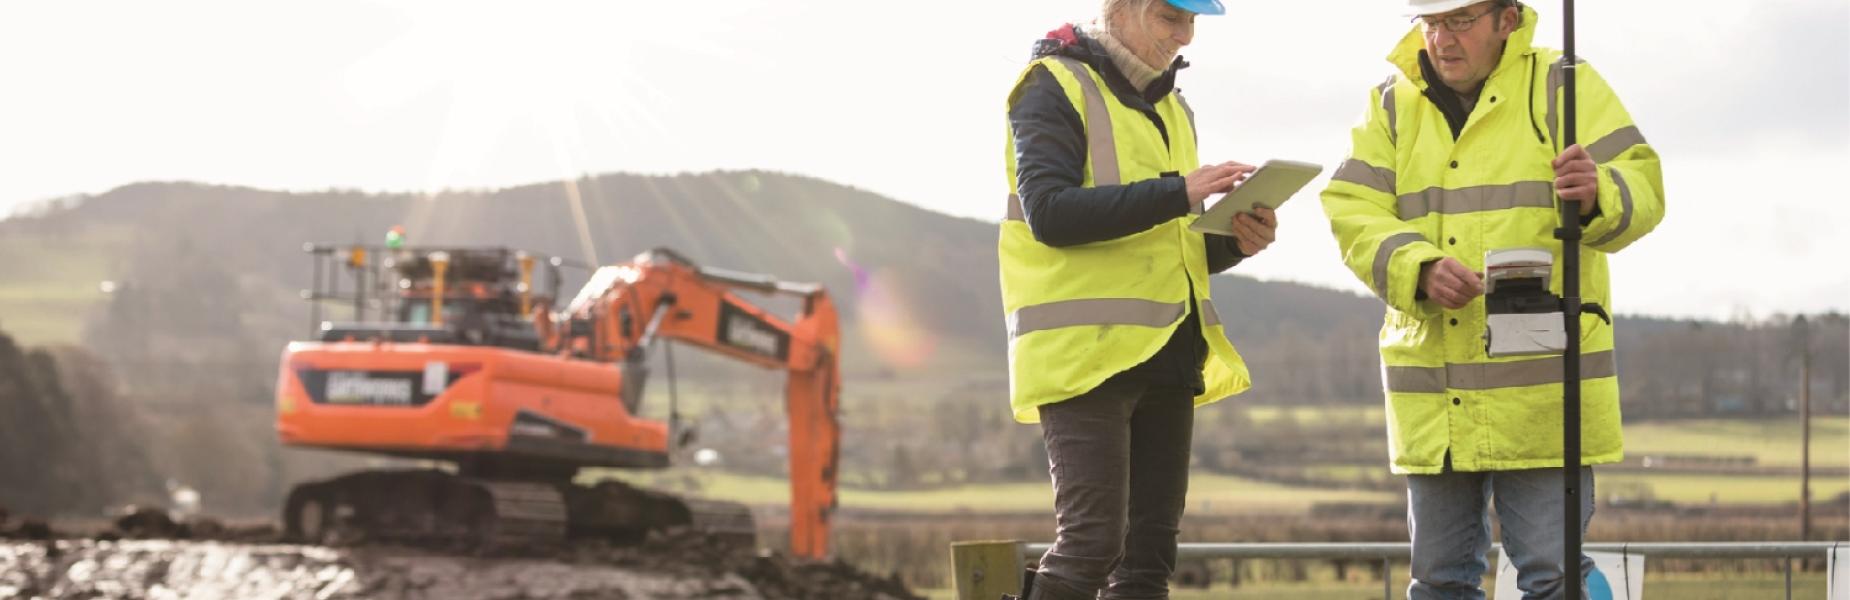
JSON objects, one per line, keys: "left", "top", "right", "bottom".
{"left": 274, "top": 241, "right": 840, "bottom": 558}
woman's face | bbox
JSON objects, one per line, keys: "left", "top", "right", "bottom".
{"left": 1113, "top": 1, "right": 1196, "bottom": 70}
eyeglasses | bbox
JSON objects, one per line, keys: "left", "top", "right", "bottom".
{"left": 1414, "top": 6, "right": 1499, "bottom": 33}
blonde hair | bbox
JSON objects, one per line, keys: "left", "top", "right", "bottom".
{"left": 1097, "top": 0, "right": 1157, "bottom": 35}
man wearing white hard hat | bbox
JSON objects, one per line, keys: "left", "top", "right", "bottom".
{"left": 1319, "top": 0, "right": 1664, "bottom": 598}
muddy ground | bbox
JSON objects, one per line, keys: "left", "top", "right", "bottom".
{"left": 0, "top": 513, "right": 922, "bottom": 600}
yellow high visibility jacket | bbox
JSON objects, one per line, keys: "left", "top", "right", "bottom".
{"left": 1000, "top": 55, "right": 1251, "bottom": 423}
{"left": 1320, "top": 6, "right": 1664, "bottom": 474}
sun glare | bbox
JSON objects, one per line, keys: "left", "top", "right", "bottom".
{"left": 341, "top": 2, "right": 723, "bottom": 195}
{"left": 336, "top": 2, "right": 771, "bottom": 255}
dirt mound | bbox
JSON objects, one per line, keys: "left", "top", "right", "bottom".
{"left": 0, "top": 333, "right": 159, "bottom": 517}
{"left": 100, "top": 508, "right": 276, "bottom": 543}
{"left": 0, "top": 539, "right": 757, "bottom": 599}
{"left": 0, "top": 521, "right": 921, "bottom": 600}
{"left": 557, "top": 529, "right": 920, "bottom": 600}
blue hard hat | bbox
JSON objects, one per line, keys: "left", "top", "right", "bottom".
{"left": 1166, "top": 0, "right": 1225, "bottom": 15}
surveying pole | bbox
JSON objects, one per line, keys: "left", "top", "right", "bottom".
{"left": 1558, "top": 1, "right": 1585, "bottom": 598}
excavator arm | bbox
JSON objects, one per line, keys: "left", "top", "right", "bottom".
{"left": 564, "top": 249, "right": 841, "bottom": 559}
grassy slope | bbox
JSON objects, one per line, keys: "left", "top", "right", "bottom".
{"left": 1624, "top": 417, "right": 1850, "bottom": 468}
{"left": 588, "top": 415, "right": 1850, "bottom": 511}
{"left": 1602, "top": 472, "right": 1850, "bottom": 505}
{"left": 0, "top": 226, "right": 130, "bottom": 345}
{"left": 588, "top": 469, "right": 1397, "bottom": 514}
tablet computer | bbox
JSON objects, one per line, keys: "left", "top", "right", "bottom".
{"left": 1187, "top": 159, "right": 1324, "bottom": 236}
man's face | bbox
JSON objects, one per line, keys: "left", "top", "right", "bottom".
{"left": 1115, "top": 1, "right": 1196, "bottom": 70}
{"left": 1420, "top": 2, "right": 1519, "bottom": 94}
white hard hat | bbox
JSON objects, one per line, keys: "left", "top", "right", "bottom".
{"left": 1404, "top": 0, "right": 1495, "bottom": 17}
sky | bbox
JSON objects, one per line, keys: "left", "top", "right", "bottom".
{"left": 1, "top": 0, "right": 1846, "bottom": 320}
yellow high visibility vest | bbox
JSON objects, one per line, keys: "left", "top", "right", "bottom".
{"left": 1000, "top": 55, "right": 1251, "bottom": 423}
{"left": 1320, "top": 6, "right": 1664, "bottom": 474}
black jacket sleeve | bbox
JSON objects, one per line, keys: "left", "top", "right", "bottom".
{"left": 1204, "top": 233, "right": 1246, "bottom": 273}
{"left": 1009, "top": 65, "right": 1191, "bottom": 248}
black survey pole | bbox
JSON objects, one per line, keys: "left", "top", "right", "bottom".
{"left": 1558, "top": 1, "right": 1584, "bottom": 598}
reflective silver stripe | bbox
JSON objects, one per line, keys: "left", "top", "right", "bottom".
{"left": 1175, "top": 91, "right": 1197, "bottom": 142}
{"left": 1545, "top": 57, "right": 1562, "bottom": 144}
{"left": 1378, "top": 77, "right": 1398, "bottom": 145}
{"left": 1174, "top": 92, "right": 1200, "bottom": 215}
{"left": 1543, "top": 56, "right": 1586, "bottom": 147}
{"left": 1373, "top": 232, "right": 1425, "bottom": 298}
{"left": 1332, "top": 158, "right": 1396, "bottom": 195}
{"left": 1396, "top": 181, "right": 1555, "bottom": 220}
{"left": 1590, "top": 169, "right": 1635, "bottom": 247}
{"left": 1199, "top": 298, "right": 1221, "bottom": 327}
{"left": 1385, "top": 350, "right": 1618, "bottom": 394}
{"left": 1587, "top": 126, "right": 1646, "bottom": 164}
{"left": 1008, "top": 57, "right": 1123, "bottom": 223}
{"left": 1008, "top": 298, "right": 1187, "bottom": 338}
{"left": 1174, "top": 94, "right": 1201, "bottom": 216}
{"left": 1051, "top": 57, "right": 1120, "bottom": 187}
{"left": 1385, "top": 365, "right": 1446, "bottom": 395}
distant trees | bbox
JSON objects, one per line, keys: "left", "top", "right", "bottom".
{"left": 83, "top": 235, "right": 281, "bottom": 405}
{"left": 76, "top": 234, "right": 355, "bottom": 515}
{"left": 1617, "top": 313, "right": 1850, "bottom": 419}
{"left": 0, "top": 332, "right": 157, "bottom": 516}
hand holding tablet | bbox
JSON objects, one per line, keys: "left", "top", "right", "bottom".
{"left": 1188, "top": 159, "right": 1323, "bottom": 237}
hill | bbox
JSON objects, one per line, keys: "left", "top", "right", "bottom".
{"left": 0, "top": 171, "right": 1843, "bottom": 511}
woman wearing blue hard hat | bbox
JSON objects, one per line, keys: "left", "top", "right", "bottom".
{"left": 999, "top": 0, "right": 1277, "bottom": 598}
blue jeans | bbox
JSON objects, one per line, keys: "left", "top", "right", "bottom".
{"left": 1407, "top": 462, "right": 1596, "bottom": 600}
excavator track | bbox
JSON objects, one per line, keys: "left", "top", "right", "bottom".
{"left": 559, "top": 479, "right": 756, "bottom": 547}
{"left": 471, "top": 480, "right": 567, "bottom": 547}
{"left": 283, "top": 469, "right": 752, "bottom": 551}
{"left": 678, "top": 497, "right": 756, "bottom": 542}
{"left": 282, "top": 470, "right": 566, "bottom": 549}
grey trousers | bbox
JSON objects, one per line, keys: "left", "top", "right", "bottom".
{"left": 1031, "top": 378, "right": 1194, "bottom": 600}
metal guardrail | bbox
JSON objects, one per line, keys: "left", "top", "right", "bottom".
{"left": 1022, "top": 540, "right": 1844, "bottom": 560}
{"left": 949, "top": 541, "right": 1845, "bottom": 600}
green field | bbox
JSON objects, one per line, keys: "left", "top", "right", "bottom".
{"left": 0, "top": 227, "right": 130, "bottom": 346}
{"left": 606, "top": 468, "right": 1850, "bottom": 514}
{"left": 589, "top": 416, "right": 1849, "bottom": 513}
{"left": 587, "top": 469, "right": 1396, "bottom": 514}
{"left": 1600, "top": 471, "right": 1850, "bottom": 505}
{"left": 1624, "top": 417, "right": 1850, "bottom": 468}
{"left": 1244, "top": 404, "right": 1385, "bottom": 426}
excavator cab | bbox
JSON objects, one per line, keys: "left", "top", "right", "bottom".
{"left": 304, "top": 245, "right": 559, "bottom": 351}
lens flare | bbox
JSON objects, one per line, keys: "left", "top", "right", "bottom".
{"left": 834, "top": 248, "right": 936, "bottom": 370}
